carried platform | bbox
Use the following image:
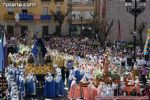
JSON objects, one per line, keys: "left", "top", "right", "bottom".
{"left": 25, "top": 64, "right": 54, "bottom": 75}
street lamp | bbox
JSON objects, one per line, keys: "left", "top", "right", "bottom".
{"left": 80, "top": 16, "right": 83, "bottom": 36}
{"left": 125, "top": 0, "right": 147, "bottom": 62}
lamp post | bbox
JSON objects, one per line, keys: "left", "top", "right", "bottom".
{"left": 80, "top": 16, "right": 83, "bottom": 36}
{"left": 125, "top": 0, "right": 147, "bottom": 62}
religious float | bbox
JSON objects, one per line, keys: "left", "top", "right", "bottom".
{"left": 25, "top": 37, "right": 54, "bottom": 75}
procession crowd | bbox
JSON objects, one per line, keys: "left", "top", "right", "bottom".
{"left": 0, "top": 35, "right": 150, "bottom": 100}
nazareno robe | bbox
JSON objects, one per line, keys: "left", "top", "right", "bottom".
{"left": 43, "top": 75, "right": 56, "bottom": 98}
{"left": 26, "top": 75, "right": 36, "bottom": 96}
{"left": 55, "top": 75, "right": 65, "bottom": 96}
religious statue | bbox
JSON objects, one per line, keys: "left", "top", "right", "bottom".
{"left": 31, "top": 38, "right": 47, "bottom": 66}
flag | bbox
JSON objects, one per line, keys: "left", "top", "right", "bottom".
{"left": 118, "top": 19, "right": 121, "bottom": 41}
{"left": 0, "top": 38, "right": 4, "bottom": 71}
{"left": 3, "top": 33, "right": 7, "bottom": 68}
{"left": 144, "top": 29, "right": 150, "bottom": 55}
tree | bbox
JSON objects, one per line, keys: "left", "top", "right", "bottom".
{"left": 51, "top": 11, "right": 67, "bottom": 36}
{"left": 90, "top": 12, "right": 114, "bottom": 49}
{"left": 137, "top": 21, "right": 147, "bottom": 51}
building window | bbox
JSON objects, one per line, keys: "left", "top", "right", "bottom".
{"left": 42, "top": 7, "right": 48, "bottom": 15}
{"left": 21, "top": 26, "right": 28, "bottom": 35}
{"left": 7, "top": 7, "right": 13, "bottom": 14}
{"left": 7, "top": 25, "right": 14, "bottom": 38}
{"left": 72, "top": 0, "right": 80, "bottom": 3}
{"left": 71, "top": 11, "right": 81, "bottom": 19}
{"left": 42, "top": 26, "right": 49, "bottom": 36}
{"left": 41, "top": 0, "right": 51, "bottom": 2}
{"left": 21, "top": 6, "right": 28, "bottom": 14}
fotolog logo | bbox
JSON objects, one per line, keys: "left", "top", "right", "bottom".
{"left": 3, "top": 2, "right": 37, "bottom": 7}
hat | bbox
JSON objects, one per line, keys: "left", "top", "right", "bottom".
{"left": 125, "top": 71, "right": 129, "bottom": 75}
{"left": 57, "top": 72, "right": 61, "bottom": 76}
{"left": 73, "top": 77, "right": 76, "bottom": 80}
{"left": 53, "top": 64, "right": 58, "bottom": 68}
{"left": 48, "top": 73, "right": 51, "bottom": 76}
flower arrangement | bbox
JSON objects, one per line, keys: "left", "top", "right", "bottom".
{"left": 94, "top": 69, "right": 104, "bottom": 80}
{"left": 109, "top": 69, "right": 120, "bottom": 81}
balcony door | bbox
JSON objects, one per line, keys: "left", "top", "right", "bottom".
{"left": 21, "top": 26, "right": 28, "bottom": 38}
{"left": 7, "top": 25, "right": 14, "bottom": 39}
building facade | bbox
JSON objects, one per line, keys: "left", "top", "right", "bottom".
{"left": 106, "top": 0, "right": 150, "bottom": 41}
{"left": 0, "top": 0, "right": 68, "bottom": 39}
{"left": 0, "top": 0, "right": 104, "bottom": 38}
{"left": 67, "top": 0, "right": 103, "bottom": 36}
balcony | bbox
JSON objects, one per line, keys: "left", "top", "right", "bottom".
{"left": 67, "top": 2, "right": 95, "bottom": 10}
{"left": 3, "top": 13, "right": 15, "bottom": 20}
{"left": 67, "top": 18, "right": 92, "bottom": 24}
{"left": 19, "top": 0, "right": 28, "bottom": 1}
{"left": 7, "top": 0, "right": 15, "bottom": 1}
{"left": 55, "top": 0, "right": 64, "bottom": 2}
{"left": 68, "top": 1, "right": 95, "bottom": 5}
{"left": 19, "top": 13, "right": 33, "bottom": 20}
{"left": 40, "top": 15, "right": 51, "bottom": 20}
{"left": 41, "top": 0, "right": 51, "bottom": 2}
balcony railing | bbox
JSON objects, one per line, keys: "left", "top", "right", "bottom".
{"left": 67, "top": 2, "right": 95, "bottom": 8}
{"left": 7, "top": 0, "right": 15, "bottom": 1}
{"left": 3, "top": 13, "right": 15, "bottom": 20}
{"left": 19, "top": 0, "right": 28, "bottom": 1}
{"left": 68, "top": 18, "right": 92, "bottom": 24}
{"left": 8, "top": 0, "right": 28, "bottom": 1}
{"left": 68, "top": 1, "right": 94, "bottom": 5}
{"left": 40, "top": 15, "right": 51, "bottom": 20}
{"left": 55, "top": 0, "right": 64, "bottom": 2}
{"left": 41, "top": 0, "right": 51, "bottom": 2}
{"left": 19, "top": 13, "right": 33, "bottom": 20}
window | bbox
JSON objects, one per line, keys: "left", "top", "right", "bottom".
{"left": 56, "top": 6, "right": 61, "bottom": 12}
{"left": 7, "top": 7, "right": 13, "bottom": 14}
{"left": 21, "top": 6, "right": 27, "bottom": 14}
{"left": 85, "top": 11, "right": 93, "bottom": 19}
{"left": 7, "top": 25, "right": 14, "bottom": 38}
{"left": 72, "top": 0, "right": 80, "bottom": 3}
{"left": 42, "top": 7, "right": 48, "bottom": 15}
{"left": 21, "top": 26, "right": 28, "bottom": 35}
{"left": 71, "top": 11, "right": 81, "bottom": 19}
{"left": 42, "top": 26, "right": 49, "bottom": 36}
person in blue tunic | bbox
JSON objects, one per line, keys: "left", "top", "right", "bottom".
{"left": 44, "top": 73, "right": 56, "bottom": 98}
{"left": 79, "top": 67, "right": 85, "bottom": 81}
{"left": 68, "top": 72, "right": 74, "bottom": 90}
{"left": 26, "top": 73, "right": 36, "bottom": 96}
{"left": 19, "top": 74, "right": 26, "bottom": 99}
{"left": 84, "top": 69, "right": 92, "bottom": 81}
{"left": 55, "top": 72, "right": 65, "bottom": 97}
{"left": 74, "top": 66, "right": 80, "bottom": 83}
